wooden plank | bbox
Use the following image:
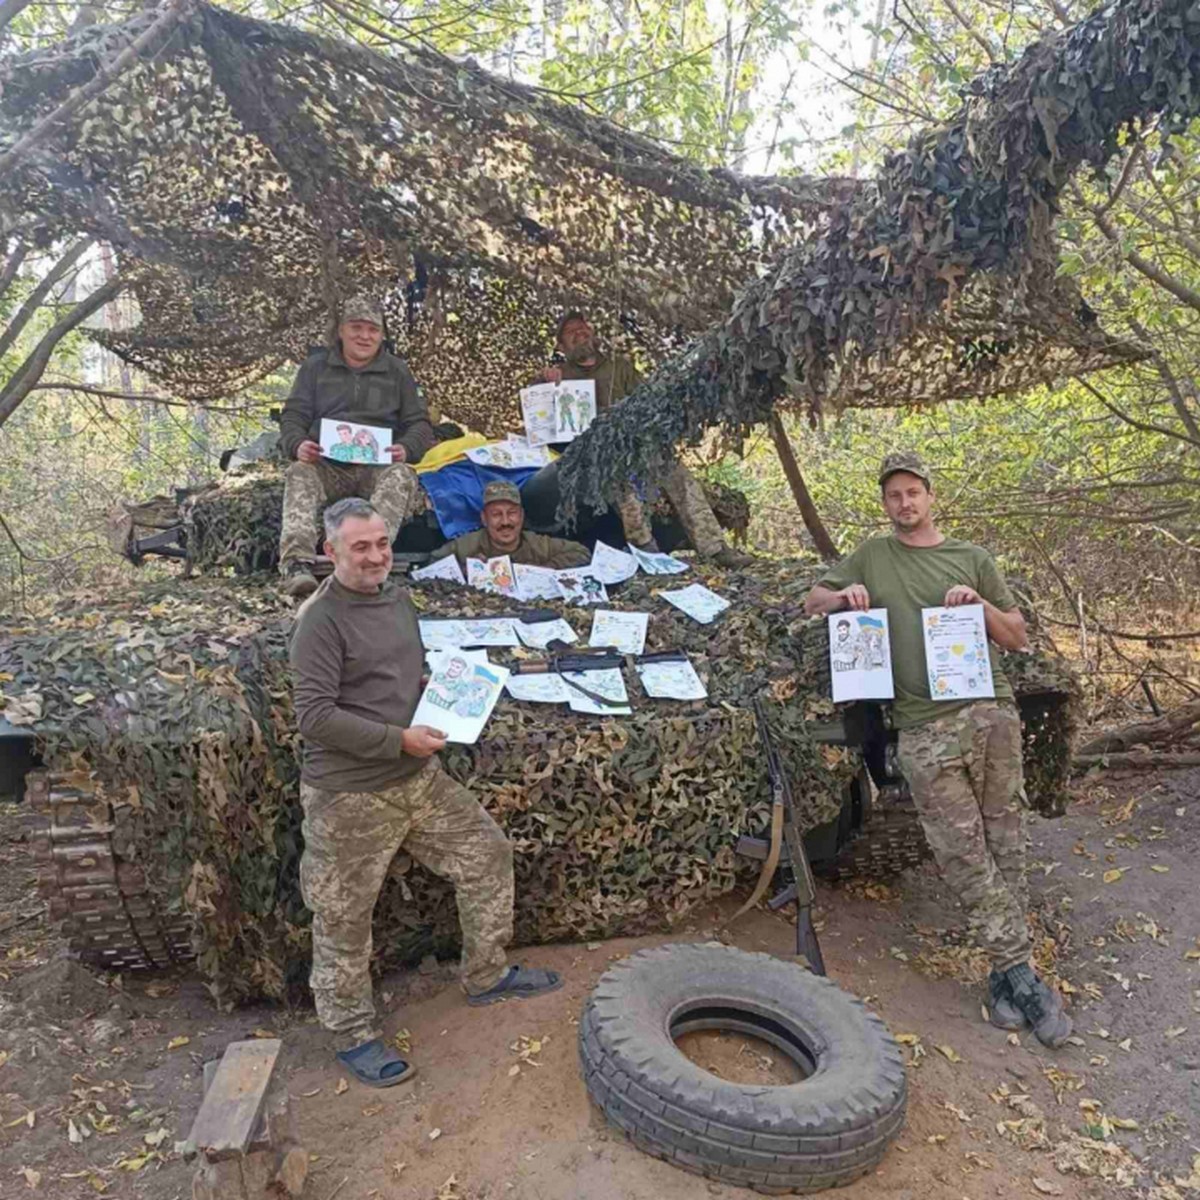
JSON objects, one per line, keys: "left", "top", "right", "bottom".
{"left": 188, "top": 1039, "right": 281, "bottom": 1161}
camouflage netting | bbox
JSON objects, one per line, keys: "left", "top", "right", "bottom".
{"left": 0, "top": 2, "right": 1154, "bottom": 437}
{"left": 0, "top": 560, "right": 870, "bottom": 1003}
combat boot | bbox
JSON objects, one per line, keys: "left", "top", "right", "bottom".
{"left": 1004, "top": 962, "right": 1072, "bottom": 1047}
{"left": 710, "top": 545, "right": 755, "bottom": 569}
{"left": 282, "top": 560, "right": 319, "bottom": 599}
{"left": 987, "top": 969, "right": 1026, "bottom": 1031}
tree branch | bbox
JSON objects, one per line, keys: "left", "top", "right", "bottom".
{"left": 0, "top": 238, "right": 28, "bottom": 304}
{"left": 0, "top": 276, "right": 124, "bottom": 427}
{"left": 1077, "top": 377, "right": 1200, "bottom": 449}
{"left": 0, "top": 0, "right": 192, "bottom": 181}
{"left": 0, "top": 237, "right": 92, "bottom": 362}
{"left": 768, "top": 413, "right": 840, "bottom": 562}
{"left": 0, "top": 0, "right": 34, "bottom": 36}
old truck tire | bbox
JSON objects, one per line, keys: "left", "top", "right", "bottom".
{"left": 579, "top": 943, "right": 907, "bottom": 1194}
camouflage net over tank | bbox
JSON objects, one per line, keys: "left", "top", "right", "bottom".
{"left": 0, "top": 560, "right": 869, "bottom": 1004}
{"left": 0, "top": 2, "right": 1154, "bottom": 436}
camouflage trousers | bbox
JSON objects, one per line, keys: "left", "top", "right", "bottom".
{"left": 299, "top": 759, "right": 513, "bottom": 1050}
{"left": 279, "top": 460, "right": 422, "bottom": 571}
{"left": 898, "top": 701, "right": 1031, "bottom": 971}
{"left": 617, "top": 462, "right": 725, "bottom": 557}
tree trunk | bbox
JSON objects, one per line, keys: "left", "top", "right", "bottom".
{"left": 1075, "top": 698, "right": 1200, "bottom": 757}
{"left": 0, "top": 276, "right": 124, "bottom": 427}
{"left": 1073, "top": 751, "right": 1200, "bottom": 771}
{"left": 0, "top": 238, "right": 92, "bottom": 363}
{"left": 768, "top": 412, "right": 840, "bottom": 562}
{"left": 0, "top": 239, "right": 28, "bottom": 304}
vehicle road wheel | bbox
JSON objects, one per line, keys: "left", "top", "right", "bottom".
{"left": 579, "top": 942, "right": 907, "bottom": 1194}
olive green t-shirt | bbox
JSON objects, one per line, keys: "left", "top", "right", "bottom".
{"left": 817, "top": 535, "right": 1017, "bottom": 729}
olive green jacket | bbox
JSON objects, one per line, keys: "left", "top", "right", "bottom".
{"left": 431, "top": 529, "right": 590, "bottom": 571}
{"left": 559, "top": 352, "right": 642, "bottom": 412}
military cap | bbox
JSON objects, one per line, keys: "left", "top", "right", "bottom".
{"left": 482, "top": 480, "right": 523, "bottom": 508}
{"left": 878, "top": 451, "right": 932, "bottom": 489}
{"left": 341, "top": 294, "right": 384, "bottom": 326}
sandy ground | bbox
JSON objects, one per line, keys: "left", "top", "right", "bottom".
{"left": 1, "top": 765, "right": 1197, "bottom": 1200}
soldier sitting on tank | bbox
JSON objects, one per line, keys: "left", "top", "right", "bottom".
{"left": 278, "top": 295, "right": 435, "bottom": 599}
{"left": 803, "top": 451, "right": 1072, "bottom": 1049}
{"left": 535, "top": 310, "right": 752, "bottom": 569}
{"left": 429, "top": 480, "right": 590, "bottom": 570}
{"left": 290, "top": 497, "right": 564, "bottom": 1088}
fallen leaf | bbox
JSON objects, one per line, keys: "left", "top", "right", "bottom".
{"left": 429, "top": 1127, "right": 442, "bottom": 1140}
{"left": 165, "top": 1036, "right": 189, "bottom": 1051}
{"left": 19, "top": 1166, "right": 41, "bottom": 1189}
{"left": 72, "top": 692, "right": 95, "bottom": 705}
{"left": 894, "top": 1033, "right": 921, "bottom": 1045}
{"left": 1032, "top": 1178, "right": 1064, "bottom": 1195}
{"left": 143, "top": 1127, "right": 170, "bottom": 1146}
{"left": 392, "top": 1162, "right": 407, "bottom": 1178}
{"left": 927, "top": 1133, "right": 947, "bottom": 1144}
{"left": 361, "top": 1105, "right": 382, "bottom": 1117}
{"left": 1165, "top": 1027, "right": 1187, "bottom": 1038}
{"left": 117, "top": 1151, "right": 158, "bottom": 1171}
{"left": 298, "top": 1088, "right": 321, "bottom": 1098}
{"left": 1007, "top": 1033, "right": 1021, "bottom": 1046}
{"left": 252, "top": 1028, "right": 274, "bottom": 1039}
{"left": 1110, "top": 1117, "right": 1139, "bottom": 1130}
{"left": 507, "top": 1064, "right": 520, "bottom": 1077}
{"left": 935, "top": 1044, "right": 963, "bottom": 1063}
{"left": 6, "top": 1110, "right": 34, "bottom": 1128}
{"left": 943, "top": 1101, "right": 971, "bottom": 1122}
{"left": 1102, "top": 868, "right": 1126, "bottom": 884}
{"left": 1117, "top": 1037, "right": 1132, "bottom": 1052}
{"left": 1150, "top": 865, "right": 1170, "bottom": 874}
{"left": 334, "top": 1078, "right": 349, "bottom": 1095}
{"left": 393, "top": 1028, "right": 412, "bottom": 1053}
{"left": 0, "top": 1050, "right": 9, "bottom": 1069}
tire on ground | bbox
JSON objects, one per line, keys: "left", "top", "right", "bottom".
{"left": 579, "top": 942, "right": 907, "bottom": 1194}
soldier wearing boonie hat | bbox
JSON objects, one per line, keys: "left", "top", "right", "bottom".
{"left": 429, "top": 476, "right": 590, "bottom": 571}
{"left": 802, "top": 450, "right": 1073, "bottom": 1050}
{"left": 277, "top": 292, "right": 436, "bottom": 599}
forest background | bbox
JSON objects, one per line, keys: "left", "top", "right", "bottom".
{"left": 1, "top": 0, "right": 1198, "bottom": 722}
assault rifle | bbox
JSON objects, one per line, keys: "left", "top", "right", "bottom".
{"left": 731, "top": 696, "right": 826, "bottom": 975}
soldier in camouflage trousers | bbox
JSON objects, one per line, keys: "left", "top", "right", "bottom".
{"left": 290, "top": 497, "right": 563, "bottom": 1088}
{"left": 805, "top": 451, "right": 1072, "bottom": 1048}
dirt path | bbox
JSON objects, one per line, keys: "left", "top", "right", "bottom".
{"left": 1, "top": 768, "right": 1197, "bottom": 1200}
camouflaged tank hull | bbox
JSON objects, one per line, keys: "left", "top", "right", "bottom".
{"left": 0, "top": 560, "right": 1078, "bottom": 1004}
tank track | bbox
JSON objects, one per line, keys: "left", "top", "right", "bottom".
{"left": 25, "top": 770, "right": 194, "bottom": 971}
{"left": 828, "top": 796, "right": 932, "bottom": 879}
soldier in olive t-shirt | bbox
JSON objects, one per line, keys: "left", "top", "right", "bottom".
{"left": 816, "top": 535, "right": 1017, "bottom": 729}
{"left": 803, "top": 451, "right": 1072, "bottom": 1050}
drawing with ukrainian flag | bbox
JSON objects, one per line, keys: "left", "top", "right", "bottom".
{"left": 827, "top": 608, "right": 894, "bottom": 703}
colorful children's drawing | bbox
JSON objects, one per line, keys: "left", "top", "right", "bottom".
{"left": 519, "top": 385, "right": 557, "bottom": 446}
{"left": 636, "top": 656, "right": 707, "bottom": 700}
{"left": 628, "top": 545, "right": 689, "bottom": 575}
{"left": 504, "top": 673, "right": 571, "bottom": 703}
{"left": 563, "top": 667, "right": 631, "bottom": 716}
{"left": 590, "top": 541, "right": 639, "bottom": 585}
{"left": 418, "top": 619, "right": 471, "bottom": 650}
{"left": 467, "top": 556, "right": 519, "bottom": 599}
{"left": 922, "top": 604, "right": 994, "bottom": 700}
{"left": 319, "top": 417, "right": 391, "bottom": 465}
{"left": 555, "top": 569, "right": 609, "bottom": 605}
{"left": 410, "top": 653, "right": 509, "bottom": 743}
{"left": 519, "top": 380, "right": 597, "bottom": 445}
{"left": 828, "top": 608, "right": 894, "bottom": 703}
{"left": 412, "top": 555, "right": 466, "bottom": 585}
{"left": 458, "top": 619, "right": 520, "bottom": 647}
{"left": 589, "top": 610, "right": 649, "bottom": 655}
{"left": 660, "top": 583, "right": 729, "bottom": 625}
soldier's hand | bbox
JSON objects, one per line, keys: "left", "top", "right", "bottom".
{"left": 296, "top": 440, "right": 321, "bottom": 464}
{"left": 402, "top": 725, "right": 447, "bottom": 757}
{"left": 387, "top": 444, "right": 408, "bottom": 464}
{"left": 538, "top": 366, "right": 564, "bottom": 384}
{"left": 944, "top": 585, "right": 981, "bottom": 607}
{"left": 839, "top": 584, "right": 871, "bottom": 612}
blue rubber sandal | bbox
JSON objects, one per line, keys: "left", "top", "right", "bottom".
{"left": 335, "top": 1038, "right": 418, "bottom": 1088}
{"left": 467, "top": 964, "right": 564, "bottom": 1007}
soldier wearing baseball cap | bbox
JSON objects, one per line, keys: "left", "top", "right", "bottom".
{"left": 429, "top": 478, "right": 589, "bottom": 571}
{"left": 803, "top": 451, "right": 1072, "bottom": 1050}
{"left": 277, "top": 292, "right": 436, "bottom": 598}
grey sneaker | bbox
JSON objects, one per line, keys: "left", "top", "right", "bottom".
{"left": 281, "top": 561, "right": 318, "bottom": 599}
{"left": 987, "top": 969, "right": 1026, "bottom": 1031}
{"left": 1005, "top": 963, "right": 1073, "bottom": 1048}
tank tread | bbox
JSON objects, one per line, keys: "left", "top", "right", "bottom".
{"left": 24, "top": 771, "right": 194, "bottom": 971}
{"left": 826, "top": 797, "right": 931, "bottom": 879}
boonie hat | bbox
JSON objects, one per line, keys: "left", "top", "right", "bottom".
{"left": 482, "top": 480, "right": 523, "bottom": 508}
{"left": 341, "top": 294, "right": 385, "bottom": 326}
{"left": 878, "top": 451, "right": 932, "bottom": 489}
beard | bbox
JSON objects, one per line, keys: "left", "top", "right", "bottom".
{"left": 565, "top": 339, "right": 598, "bottom": 366}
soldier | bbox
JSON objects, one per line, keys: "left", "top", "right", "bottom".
{"left": 290, "top": 497, "right": 563, "bottom": 1087}
{"left": 430, "top": 480, "right": 590, "bottom": 570}
{"left": 278, "top": 295, "right": 436, "bottom": 599}
{"left": 538, "top": 312, "right": 752, "bottom": 568}
{"left": 803, "top": 451, "right": 1072, "bottom": 1048}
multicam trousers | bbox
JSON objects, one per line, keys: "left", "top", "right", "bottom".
{"left": 897, "top": 700, "right": 1031, "bottom": 971}
{"left": 299, "top": 759, "right": 513, "bottom": 1050}
{"left": 616, "top": 462, "right": 725, "bottom": 557}
{"left": 279, "top": 460, "right": 423, "bottom": 571}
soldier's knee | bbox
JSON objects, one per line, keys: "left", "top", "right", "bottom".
{"left": 285, "top": 460, "right": 321, "bottom": 484}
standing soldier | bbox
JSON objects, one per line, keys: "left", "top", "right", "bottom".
{"left": 278, "top": 295, "right": 436, "bottom": 599}
{"left": 290, "top": 497, "right": 563, "bottom": 1086}
{"left": 803, "top": 452, "right": 1071, "bottom": 1048}
{"left": 538, "top": 311, "right": 752, "bottom": 568}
